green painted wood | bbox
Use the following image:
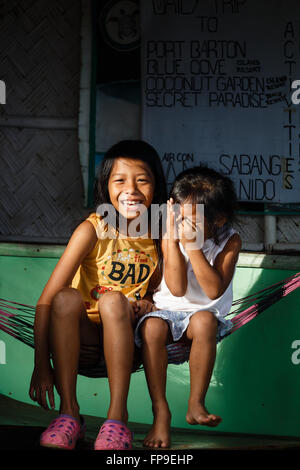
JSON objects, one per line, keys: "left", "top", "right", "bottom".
{"left": 1, "top": 242, "right": 300, "bottom": 270}
{"left": 0, "top": 243, "right": 65, "bottom": 258}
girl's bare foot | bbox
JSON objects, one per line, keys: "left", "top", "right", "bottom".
{"left": 143, "top": 402, "right": 171, "bottom": 448}
{"left": 186, "top": 400, "right": 221, "bottom": 427}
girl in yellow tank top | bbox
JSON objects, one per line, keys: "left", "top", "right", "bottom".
{"left": 71, "top": 212, "right": 159, "bottom": 323}
{"left": 29, "top": 140, "right": 167, "bottom": 451}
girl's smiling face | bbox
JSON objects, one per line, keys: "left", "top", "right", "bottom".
{"left": 108, "top": 157, "right": 155, "bottom": 221}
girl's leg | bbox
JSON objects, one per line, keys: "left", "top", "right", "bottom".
{"left": 140, "top": 317, "right": 172, "bottom": 448}
{"left": 184, "top": 310, "right": 222, "bottom": 427}
{"left": 98, "top": 291, "right": 136, "bottom": 424}
{"left": 50, "top": 287, "right": 100, "bottom": 422}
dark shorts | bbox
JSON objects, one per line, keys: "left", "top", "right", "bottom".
{"left": 77, "top": 343, "right": 143, "bottom": 378}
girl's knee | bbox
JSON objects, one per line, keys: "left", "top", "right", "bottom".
{"left": 188, "top": 311, "right": 218, "bottom": 337}
{"left": 52, "top": 287, "right": 83, "bottom": 319}
{"left": 140, "top": 317, "right": 169, "bottom": 344}
{"left": 99, "top": 290, "right": 131, "bottom": 321}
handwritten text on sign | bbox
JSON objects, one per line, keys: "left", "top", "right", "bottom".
{"left": 141, "top": 0, "right": 300, "bottom": 202}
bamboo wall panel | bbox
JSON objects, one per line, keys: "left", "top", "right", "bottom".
{"left": 0, "top": 0, "right": 87, "bottom": 244}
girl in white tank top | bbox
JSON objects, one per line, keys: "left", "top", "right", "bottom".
{"left": 134, "top": 165, "right": 241, "bottom": 449}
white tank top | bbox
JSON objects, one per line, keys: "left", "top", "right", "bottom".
{"left": 153, "top": 228, "right": 238, "bottom": 317}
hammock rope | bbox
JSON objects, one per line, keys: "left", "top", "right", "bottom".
{"left": 0, "top": 299, "right": 35, "bottom": 348}
{"left": 228, "top": 272, "right": 300, "bottom": 333}
{"left": 0, "top": 271, "right": 299, "bottom": 373}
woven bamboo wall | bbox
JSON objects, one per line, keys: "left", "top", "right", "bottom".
{"left": 0, "top": 0, "right": 88, "bottom": 243}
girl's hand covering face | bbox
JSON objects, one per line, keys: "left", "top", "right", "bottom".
{"left": 166, "top": 198, "right": 180, "bottom": 242}
{"left": 178, "top": 202, "right": 205, "bottom": 250}
{"left": 178, "top": 219, "right": 197, "bottom": 248}
{"left": 166, "top": 199, "right": 204, "bottom": 249}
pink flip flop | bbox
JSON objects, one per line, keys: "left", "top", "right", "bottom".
{"left": 40, "top": 414, "right": 86, "bottom": 450}
{"left": 94, "top": 419, "right": 133, "bottom": 450}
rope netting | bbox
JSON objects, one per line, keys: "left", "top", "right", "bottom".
{"left": 0, "top": 298, "right": 35, "bottom": 348}
{"left": 227, "top": 271, "right": 300, "bottom": 333}
{"left": 0, "top": 271, "right": 299, "bottom": 349}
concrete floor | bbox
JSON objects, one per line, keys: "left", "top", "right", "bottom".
{"left": 1, "top": 394, "right": 300, "bottom": 451}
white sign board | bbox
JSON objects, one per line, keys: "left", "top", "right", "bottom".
{"left": 141, "top": 0, "right": 300, "bottom": 202}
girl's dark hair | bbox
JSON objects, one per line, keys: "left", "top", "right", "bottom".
{"left": 170, "top": 165, "right": 239, "bottom": 244}
{"left": 93, "top": 139, "right": 167, "bottom": 273}
{"left": 93, "top": 139, "right": 167, "bottom": 207}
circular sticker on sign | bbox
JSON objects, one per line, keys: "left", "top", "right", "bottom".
{"left": 99, "top": 0, "right": 140, "bottom": 51}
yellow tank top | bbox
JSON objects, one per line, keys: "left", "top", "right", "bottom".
{"left": 70, "top": 213, "right": 158, "bottom": 323}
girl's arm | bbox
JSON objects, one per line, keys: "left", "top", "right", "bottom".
{"left": 133, "top": 262, "right": 162, "bottom": 317}
{"left": 185, "top": 233, "right": 241, "bottom": 300}
{"left": 162, "top": 236, "right": 187, "bottom": 297}
{"left": 33, "top": 220, "right": 97, "bottom": 369}
{"left": 162, "top": 199, "right": 188, "bottom": 296}
{"left": 30, "top": 220, "right": 97, "bottom": 409}
{"left": 143, "top": 263, "right": 162, "bottom": 302}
